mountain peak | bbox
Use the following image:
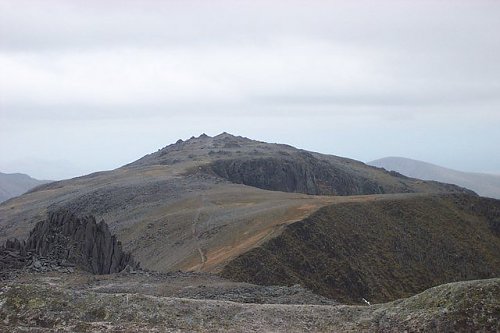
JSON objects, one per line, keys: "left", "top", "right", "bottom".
{"left": 213, "top": 131, "right": 233, "bottom": 138}
{"left": 179, "top": 132, "right": 243, "bottom": 142}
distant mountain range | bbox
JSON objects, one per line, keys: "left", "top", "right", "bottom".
{"left": 368, "top": 157, "right": 500, "bottom": 199}
{"left": 0, "top": 172, "right": 52, "bottom": 203}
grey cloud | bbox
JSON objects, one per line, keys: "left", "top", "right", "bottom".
{"left": 1, "top": 1, "right": 499, "bottom": 52}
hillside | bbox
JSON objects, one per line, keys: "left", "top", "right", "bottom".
{"left": 221, "top": 194, "right": 500, "bottom": 304}
{"left": 0, "top": 172, "right": 51, "bottom": 203}
{"left": 369, "top": 156, "right": 500, "bottom": 199}
{"left": 0, "top": 133, "right": 471, "bottom": 274}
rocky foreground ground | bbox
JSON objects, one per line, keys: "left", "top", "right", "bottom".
{"left": 0, "top": 269, "right": 498, "bottom": 332}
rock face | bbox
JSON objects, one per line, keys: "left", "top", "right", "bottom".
{"left": 0, "top": 210, "right": 138, "bottom": 275}
{"left": 0, "top": 239, "right": 30, "bottom": 275}
{"left": 209, "top": 154, "right": 385, "bottom": 196}
{"left": 208, "top": 152, "right": 475, "bottom": 196}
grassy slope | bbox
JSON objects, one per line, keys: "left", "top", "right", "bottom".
{"left": 221, "top": 194, "right": 500, "bottom": 304}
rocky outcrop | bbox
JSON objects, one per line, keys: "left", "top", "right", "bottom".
{"left": 0, "top": 210, "right": 138, "bottom": 275}
{"left": 208, "top": 152, "right": 476, "bottom": 197}
{"left": 0, "top": 239, "right": 30, "bottom": 276}
{"left": 209, "top": 154, "right": 387, "bottom": 196}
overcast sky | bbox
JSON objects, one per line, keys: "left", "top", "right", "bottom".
{"left": 1, "top": 0, "right": 499, "bottom": 180}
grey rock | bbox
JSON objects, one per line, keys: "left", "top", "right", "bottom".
{"left": 1, "top": 210, "right": 139, "bottom": 275}
{"left": 208, "top": 154, "right": 385, "bottom": 196}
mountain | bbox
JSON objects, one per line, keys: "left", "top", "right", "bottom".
{"left": 1, "top": 133, "right": 498, "bottom": 306}
{"left": 0, "top": 172, "right": 51, "bottom": 203}
{"left": 0, "top": 133, "right": 472, "bottom": 269}
{"left": 369, "top": 157, "right": 500, "bottom": 199}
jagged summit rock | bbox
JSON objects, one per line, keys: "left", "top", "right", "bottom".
{"left": 1, "top": 210, "right": 138, "bottom": 275}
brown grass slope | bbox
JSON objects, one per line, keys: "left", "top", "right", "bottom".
{"left": 0, "top": 133, "right": 471, "bottom": 273}
{"left": 221, "top": 193, "right": 500, "bottom": 304}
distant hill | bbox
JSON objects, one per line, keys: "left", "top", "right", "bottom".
{"left": 369, "top": 157, "right": 500, "bottom": 199}
{"left": 0, "top": 172, "right": 51, "bottom": 203}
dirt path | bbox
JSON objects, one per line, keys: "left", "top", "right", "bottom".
{"left": 191, "top": 195, "right": 208, "bottom": 270}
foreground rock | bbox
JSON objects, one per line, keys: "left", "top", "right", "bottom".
{"left": 0, "top": 273, "right": 498, "bottom": 332}
{"left": 0, "top": 211, "right": 138, "bottom": 276}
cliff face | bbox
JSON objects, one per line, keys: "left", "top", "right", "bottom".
{"left": 209, "top": 154, "right": 385, "bottom": 196}
{"left": 221, "top": 194, "right": 500, "bottom": 304}
{"left": 1, "top": 210, "right": 138, "bottom": 274}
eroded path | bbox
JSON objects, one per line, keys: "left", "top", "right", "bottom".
{"left": 191, "top": 195, "right": 218, "bottom": 270}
